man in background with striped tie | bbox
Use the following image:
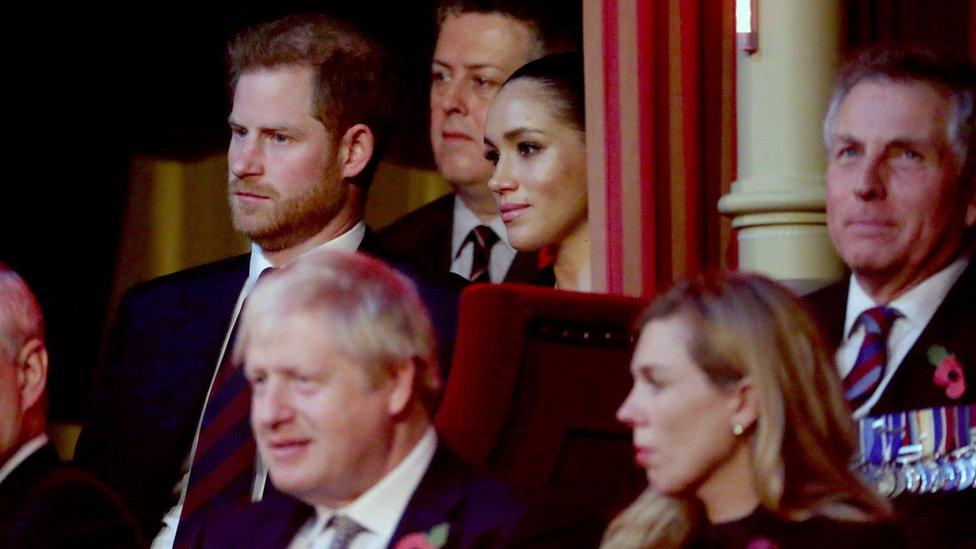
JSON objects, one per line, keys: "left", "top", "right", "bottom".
{"left": 807, "top": 46, "right": 976, "bottom": 548}
{"left": 74, "top": 13, "right": 397, "bottom": 546}
{"left": 378, "top": 0, "right": 582, "bottom": 286}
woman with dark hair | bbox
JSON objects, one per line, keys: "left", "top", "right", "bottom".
{"left": 484, "top": 52, "right": 589, "bottom": 290}
{"left": 604, "top": 272, "right": 902, "bottom": 548}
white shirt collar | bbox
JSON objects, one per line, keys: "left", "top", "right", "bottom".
{"left": 303, "top": 427, "right": 438, "bottom": 549}
{"left": 844, "top": 255, "right": 970, "bottom": 336}
{"left": 0, "top": 434, "right": 49, "bottom": 484}
{"left": 450, "top": 195, "right": 510, "bottom": 257}
{"left": 449, "top": 196, "right": 517, "bottom": 282}
{"left": 246, "top": 222, "right": 366, "bottom": 293}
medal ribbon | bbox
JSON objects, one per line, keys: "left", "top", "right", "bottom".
{"left": 862, "top": 404, "right": 976, "bottom": 465}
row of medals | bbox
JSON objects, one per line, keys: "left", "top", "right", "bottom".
{"left": 860, "top": 445, "right": 976, "bottom": 498}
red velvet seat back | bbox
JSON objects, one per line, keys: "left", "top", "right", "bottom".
{"left": 435, "top": 283, "right": 649, "bottom": 522}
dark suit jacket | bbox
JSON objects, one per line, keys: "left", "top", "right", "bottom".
{"left": 193, "top": 443, "right": 601, "bottom": 549}
{"left": 805, "top": 259, "right": 976, "bottom": 548}
{"left": 378, "top": 194, "right": 540, "bottom": 284}
{"left": 0, "top": 443, "right": 143, "bottom": 548}
{"left": 75, "top": 232, "right": 393, "bottom": 538}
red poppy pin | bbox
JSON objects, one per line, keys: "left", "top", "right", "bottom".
{"left": 395, "top": 523, "right": 449, "bottom": 549}
{"left": 747, "top": 538, "right": 780, "bottom": 549}
{"left": 928, "top": 345, "right": 966, "bottom": 400}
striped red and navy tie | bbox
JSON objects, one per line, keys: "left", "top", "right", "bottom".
{"left": 843, "top": 306, "right": 900, "bottom": 410}
{"left": 467, "top": 225, "right": 499, "bottom": 283}
{"left": 174, "top": 270, "right": 272, "bottom": 545}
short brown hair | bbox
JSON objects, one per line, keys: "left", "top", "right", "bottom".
{"left": 227, "top": 13, "right": 397, "bottom": 185}
{"left": 436, "top": 0, "right": 581, "bottom": 56}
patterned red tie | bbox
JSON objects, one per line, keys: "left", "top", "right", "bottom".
{"left": 843, "top": 306, "right": 900, "bottom": 410}
{"left": 467, "top": 225, "right": 499, "bottom": 283}
{"left": 174, "top": 270, "right": 271, "bottom": 544}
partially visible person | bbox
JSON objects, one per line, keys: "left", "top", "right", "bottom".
{"left": 485, "top": 52, "right": 588, "bottom": 290}
{"left": 605, "top": 273, "right": 901, "bottom": 549}
{"left": 74, "top": 13, "right": 398, "bottom": 545}
{"left": 379, "top": 0, "right": 580, "bottom": 286}
{"left": 807, "top": 46, "right": 976, "bottom": 547}
{"left": 191, "top": 249, "right": 600, "bottom": 548}
{"left": 0, "top": 264, "right": 143, "bottom": 548}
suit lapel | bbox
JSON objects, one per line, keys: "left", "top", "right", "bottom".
{"left": 503, "top": 251, "right": 542, "bottom": 284}
{"left": 873, "top": 260, "right": 976, "bottom": 413}
{"left": 418, "top": 197, "right": 455, "bottom": 276}
{"left": 0, "top": 444, "right": 59, "bottom": 517}
{"left": 805, "top": 279, "right": 849, "bottom": 346}
{"left": 358, "top": 226, "right": 384, "bottom": 257}
{"left": 389, "top": 446, "right": 467, "bottom": 548}
{"left": 169, "top": 257, "right": 251, "bottom": 441}
{"left": 267, "top": 493, "right": 316, "bottom": 548}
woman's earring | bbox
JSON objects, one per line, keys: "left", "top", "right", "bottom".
{"left": 732, "top": 423, "right": 744, "bottom": 436}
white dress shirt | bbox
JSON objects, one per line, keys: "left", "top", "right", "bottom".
{"left": 837, "top": 255, "right": 970, "bottom": 419}
{"left": 153, "top": 222, "right": 367, "bottom": 549}
{"left": 0, "top": 434, "right": 48, "bottom": 484}
{"left": 450, "top": 196, "right": 517, "bottom": 283}
{"left": 288, "top": 427, "right": 438, "bottom": 549}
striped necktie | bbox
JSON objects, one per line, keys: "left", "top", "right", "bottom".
{"left": 844, "top": 306, "right": 900, "bottom": 410}
{"left": 174, "top": 268, "right": 272, "bottom": 545}
{"left": 466, "top": 225, "right": 499, "bottom": 283}
{"left": 327, "top": 515, "right": 367, "bottom": 549}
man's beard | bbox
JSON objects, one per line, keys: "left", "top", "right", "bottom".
{"left": 228, "top": 177, "right": 345, "bottom": 253}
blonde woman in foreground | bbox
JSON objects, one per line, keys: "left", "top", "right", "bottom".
{"left": 604, "top": 272, "right": 903, "bottom": 548}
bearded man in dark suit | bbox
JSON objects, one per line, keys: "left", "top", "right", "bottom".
{"left": 806, "top": 47, "right": 976, "bottom": 548}
{"left": 74, "top": 14, "right": 399, "bottom": 546}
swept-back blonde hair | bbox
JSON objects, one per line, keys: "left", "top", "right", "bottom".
{"left": 233, "top": 249, "right": 441, "bottom": 417}
{"left": 602, "top": 272, "right": 889, "bottom": 549}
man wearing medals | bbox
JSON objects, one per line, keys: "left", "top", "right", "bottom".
{"left": 808, "top": 46, "right": 976, "bottom": 547}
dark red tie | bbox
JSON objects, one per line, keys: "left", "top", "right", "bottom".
{"left": 174, "top": 270, "right": 270, "bottom": 544}
{"left": 843, "top": 306, "right": 900, "bottom": 410}
{"left": 467, "top": 225, "right": 499, "bottom": 283}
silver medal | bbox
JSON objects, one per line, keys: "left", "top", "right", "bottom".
{"left": 890, "top": 464, "right": 906, "bottom": 498}
{"left": 938, "top": 458, "right": 957, "bottom": 492}
{"left": 904, "top": 462, "right": 921, "bottom": 493}
{"left": 956, "top": 455, "right": 974, "bottom": 491}
{"left": 876, "top": 465, "right": 896, "bottom": 498}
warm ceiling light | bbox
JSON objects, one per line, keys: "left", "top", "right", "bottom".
{"left": 736, "top": 0, "right": 758, "bottom": 54}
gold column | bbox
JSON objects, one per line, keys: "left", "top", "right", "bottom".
{"left": 718, "top": 0, "right": 844, "bottom": 294}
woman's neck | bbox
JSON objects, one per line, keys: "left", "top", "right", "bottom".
{"left": 553, "top": 219, "right": 590, "bottom": 292}
{"left": 696, "top": 445, "right": 760, "bottom": 524}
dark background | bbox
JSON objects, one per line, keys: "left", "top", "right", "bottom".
{"left": 3, "top": 0, "right": 973, "bottom": 421}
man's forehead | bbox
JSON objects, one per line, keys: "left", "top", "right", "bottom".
{"left": 245, "top": 310, "right": 337, "bottom": 355}
{"left": 843, "top": 78, "right": 953, "bottom": 113}
{"left": 231, "top": 66, "right": 320, "bottom": 117}
{"left": 834, "top": 78, "right": 953, "bottom": 136}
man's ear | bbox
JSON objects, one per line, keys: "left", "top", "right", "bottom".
{"left": 16, "top": 339, "right": 47, "bottom": 412}
{"left": 337, "top": 123, "right": 375, "bottom": 181}
{"left": 386, "top": 357, "right": 417, "bottom": 418}
{"left": 964, "top": 186, "right": 976, "bottom": 228}
{"left": 730, "top": 376, "right": 759, "bottom": 434}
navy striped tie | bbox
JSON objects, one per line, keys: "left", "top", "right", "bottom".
{"left": 174, "top": 270, "right": 271, "bottom": 544}
{"left": 844, "top": 306, "right": 900, "bottom": 410}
